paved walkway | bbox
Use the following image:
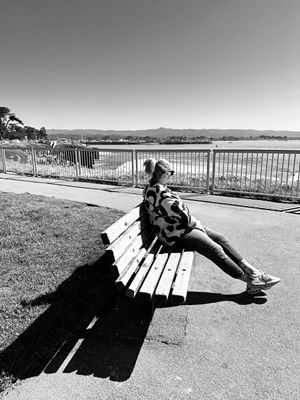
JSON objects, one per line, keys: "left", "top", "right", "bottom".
{"left": 1, "top": 174, "right": 300, "bottom": 400}
{"left": 0, "top": 173, "right": 298, "bottom": 213}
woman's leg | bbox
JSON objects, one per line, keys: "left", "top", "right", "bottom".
{"left": 203, "top": 227, "right": 268, "bottom": 276}
{"left": 180, "top": 228, "right": 244, "bottom": 279}
{"left": 181, "top": 227, "right": 281, "bottom": 293}
{"left": 203, "top": 227, "right": 280, "bottom": 285}
{"left": 203, "top": 227, "right": 243, "bottom": 265}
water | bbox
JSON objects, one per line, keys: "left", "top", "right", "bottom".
{"left": 91, "top": 139, "right": 300, "bottom": 151}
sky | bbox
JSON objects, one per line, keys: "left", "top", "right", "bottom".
{"left": 1, "top": 0, "right": 299, "bottom": 131}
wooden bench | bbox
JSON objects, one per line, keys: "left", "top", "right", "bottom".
{"left": 100, "top": 203, "right": 195, "bottom": 314}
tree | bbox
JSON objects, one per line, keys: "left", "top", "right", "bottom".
{"left": 6, "top": 125, "right": 26, "bottom": 140}
{"left": 0, "top": 106, "right": 24, "bottom": 139}
{"left": 0, "top": 106, "right": 47, "bottom": 141}
{"left": 37, "top": 127, "right": 47, "bottom": 140}
{"left": 23, "top": 126, "right": 37, "bottom": 140}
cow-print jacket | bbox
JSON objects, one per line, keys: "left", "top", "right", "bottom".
{"left": 143, "top": 179, "right": 199, "bottom": 246}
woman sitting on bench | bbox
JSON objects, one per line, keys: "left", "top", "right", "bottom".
{"left": 143, "top": 158, "right": 280, "bottom": 295}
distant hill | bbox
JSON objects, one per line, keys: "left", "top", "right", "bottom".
{"left": 47, "top": 127, "right": 300, "bottom": 139}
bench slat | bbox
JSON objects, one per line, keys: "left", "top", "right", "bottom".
{"left": 171, "top": 251, "right": 194, "bottom": 304}
{"left": 126, "top": 243, "right": 161, "bottom": 299}
{"left": 112, "top": 234, "right": 144, "bottom": 277}
{"left": 139, "top": 251, "right": 169, "bottom": 300}
{"left": 105, "top": 217, "right": 148, "bottom": 262}
{"left": 115, "top": 236, "right": 158, "bottom": 290}
{"left": 101, "top": 204, "right": 145, "bottom": 245}
{"left": 154, "top": 251, "right": 182, "bottom": 302}
{"left": 115, "top": 247, "right": 147, "bottom": 290}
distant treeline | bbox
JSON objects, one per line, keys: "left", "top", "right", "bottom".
{"left": 47, "top": 133, "right": 300, "bottom": 145}
{"left": 83, "top": 135, "right": 213, "bottom": 145}
{"left": 47, "top": 127, "right": 300, "bottom": 139}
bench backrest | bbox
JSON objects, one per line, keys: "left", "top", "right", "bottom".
{"left": 101, "top": 203, "right": 146, "bottom": 245}
{"left": 101, "top": 203, "right": 155, "bottom": 275}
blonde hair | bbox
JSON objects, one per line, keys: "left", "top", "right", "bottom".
{"left": 144, "top": 158, "right": 156, "bottom": 176}
{"left": 144, "top": 158, "right": 172, "bottom": 181}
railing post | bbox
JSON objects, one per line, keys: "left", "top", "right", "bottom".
{"left": 1, "top": 146, "right": 7, "bottom": 173}
{"left": 210, "top": 150, "right": 216, "bottom": 194}
{"left": 74, "top": 148, "right": 79, "bottom": 181}
{"left": 135, "top": 150, "right": 139, "bottom": 187}
{"left": 31, "top": 146, "right": 37, "bottom": 176}
{"left": 77, "top": 148, "right": 82, "bottom": 179}
{"left": 131, "top": 150, "right": 135, "bottom": 187}
{"left": 206, "top": 150, "right": 210, "bottom": 194}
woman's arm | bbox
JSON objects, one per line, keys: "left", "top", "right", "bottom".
{"left": 160, "top": 191, "right": 205, "bottom": 232}
{"left": 159, "top": 190, "right": 193, "bottom": 229}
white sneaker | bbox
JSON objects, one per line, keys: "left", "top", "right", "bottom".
{"left": 246, "top": 271, "right": 281, "bottom": 295}
{"left": 258, "top": 271, "right": 281, "bottom": 289}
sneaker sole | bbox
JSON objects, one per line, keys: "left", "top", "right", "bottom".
{"left": 247, "top": 280, "right": 280, "bottom": 295}
{"left": 247, "top": 287, "right": 264, "bottom": 295}
{"left": 262, "top": 280, "right": 281, "bottom": 290}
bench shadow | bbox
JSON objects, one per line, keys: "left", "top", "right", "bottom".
{"left": 156, "top": 290, "right": 268, "bottom": 309}
{"left": 0, "top": 254, "right": 152, "bottom": 384}
{"left": 0, "top": 250, "right": 267, "bottom": 386}
{"left": 48, "top": 296, "right": 150, "bottom": 381}
{"left": 185, "top": 290, "right": 268, "bottom": 305}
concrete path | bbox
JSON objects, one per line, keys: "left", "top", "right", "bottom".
{"left": 0, "top": 173, "right": 298, "bottom": 212}
{"left": 1, "top": 174, "right": 300, "bottom": 400}
{"left": 0, "top": 174, "right": 142, "bottom": 212}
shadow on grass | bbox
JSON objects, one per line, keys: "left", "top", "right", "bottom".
{"left": 0, "top": 253, "right": 152, "bottom": 386}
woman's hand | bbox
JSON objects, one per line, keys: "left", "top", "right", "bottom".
{"left": 189, "top": 216, "right": 205, "bottom": 232}
{"left": 194, "top": 220, "right": 206, "bottom": 232}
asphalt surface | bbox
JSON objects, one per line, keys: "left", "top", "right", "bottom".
{"left": 1, "top": 173, "right": 300, "bottom": 400}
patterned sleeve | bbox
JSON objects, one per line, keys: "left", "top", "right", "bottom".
{"left": 143, "top": 183, "right": 197, "bottom": 245}
{"left": 158, "top": 188, "right": 192, "bottom": 229}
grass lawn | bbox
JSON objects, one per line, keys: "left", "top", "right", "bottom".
{"left": 0, "top": 192, "right": 124, "bottom": 394}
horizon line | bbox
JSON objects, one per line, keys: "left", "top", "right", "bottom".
{"left": 46, "top": 127, "right": 300, "bottom": 133}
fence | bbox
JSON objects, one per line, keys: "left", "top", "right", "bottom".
{"left": 211, "top": 149, "right": 300, "bottom": 199}
{"left": 135, "top": 149, "right": 210, "bottom": 192}
{"left": 0, "top": 146, "right": 299, "bottom": 200}
{"left": 32, "top": 147, "right": 135, "bottom": 185}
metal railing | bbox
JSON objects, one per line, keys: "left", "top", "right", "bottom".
{"left": 211, "top": 149, "right": 300, "bottom": 199}
{"left": 0, "top": 146, "right": 299, "bottom": 200}
{"left": 32, "top": 147, "right": 135, "bottom": 184}
{"left": 1, "top": 147, "right": 35, "bottom": 175}
{"left": 135, "top": 149, "right": 211, "bottom": 192}
{"left": 33, "top": 147, "right": 78, "bottom": 178}
{"left": 78, "top": 148, "right": 134, "bottom": 184}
